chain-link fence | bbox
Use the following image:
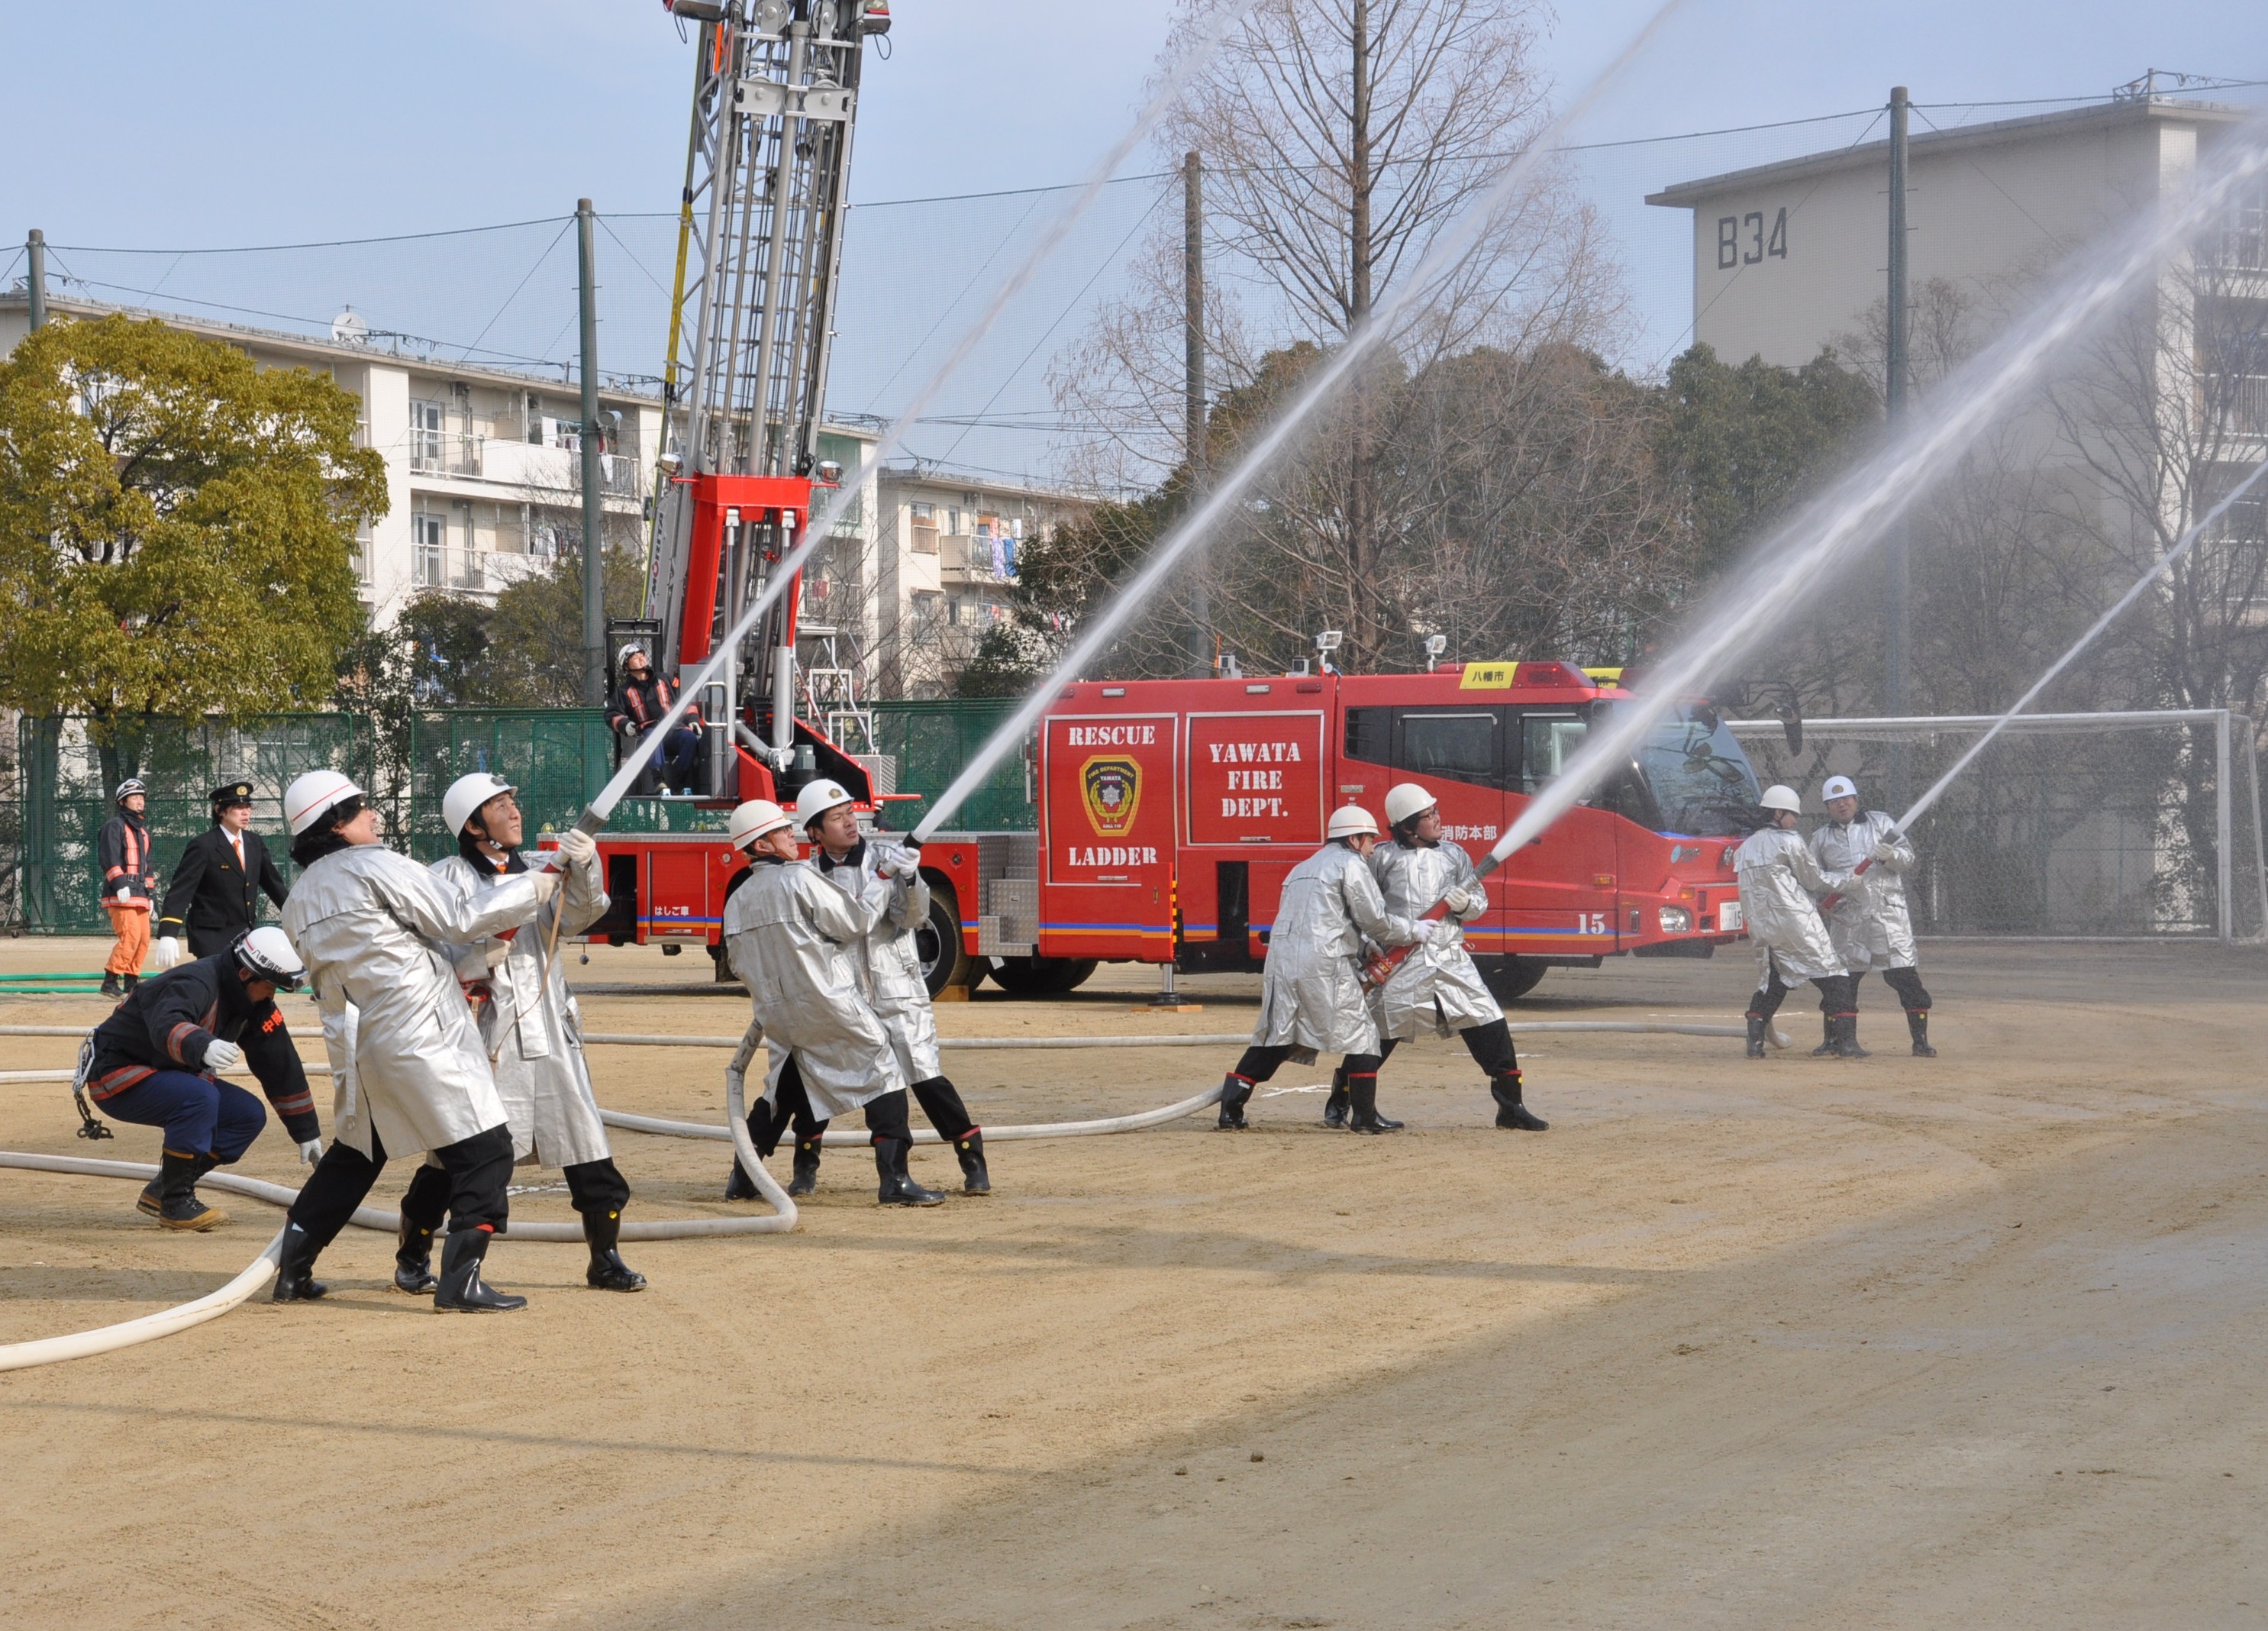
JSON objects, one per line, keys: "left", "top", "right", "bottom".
{"left": 402, "top": 709, "right": 614, "bottom": 863}
{"left": 1731, "top": 710, "right": 2268, "bottom": 941}
{"left": 869, "top": 700, "right": 1034, "bottom": 835}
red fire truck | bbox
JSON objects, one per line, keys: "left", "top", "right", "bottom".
{"left": 585, "top": 657, "right": 1766, "bottom": 1004}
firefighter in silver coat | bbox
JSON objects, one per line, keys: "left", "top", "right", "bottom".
{"left": 274, "top": 770, "right": 556, "bottom": 1311}
{"left": 797, "top": 779, "right": 990, "bottom": 1197}
{"left": 1735, "top": 783, "right": 1863, "bottom": 1060}
{"left": 717, "top": 797, "right": 944, "bottom": 1206}
{"left": 1353, "top": 782, "right": 1546, "bottom": 1132}
{"left": 1808, "top": 774, "right": 1935, "bottom": 1056}
{"left": 385, "top": 774, "right": 644, "bottom": 1297}
{"left": 1215, "top": 804, "right": 1434, "bottom": 1133}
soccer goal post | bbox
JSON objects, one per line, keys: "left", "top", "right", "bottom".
{"left": 1728, "top": 709, "right": 2267, "bottom": 944}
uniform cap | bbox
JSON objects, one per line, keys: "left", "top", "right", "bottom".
{"left": 1384, "top": 782, "right": 1437, "bottom": 828}
{"left": 284, "top": 770, "right": 366, "bottom": 836}
{"left": 1758, "top": 783, "right": 1803, "bottom": 816}
{"left": 794, "top": 779, "right": 857, "bottom": 831}
{"left": 1821, "top": 774, "right": 1858, "bottom": 802}
{"left": 231, "top": 925, "right": 306, "bottom": 993}
{"left": 442, "top": 772, "right": 517, "bottom": 838}
{"left": 113, "top": 778, "right": 147, "bottom": 804}
{"left": 1326, "top": 803, "right": 1380, "bottom": 840}
{"left": 210, "top": 780, "right": 254, "bottom": 808}
{"left": 728, "top": 798, "right": 793, "bottom": 851}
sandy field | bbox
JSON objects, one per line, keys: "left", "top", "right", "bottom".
{"left": 2, "top": 930, "right": 2266, "bottom": 1628}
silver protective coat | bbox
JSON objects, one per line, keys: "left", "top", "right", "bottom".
{"left": 818, "top": 841, "right": 941, "bottom": 1085}
{"left": 1367, "top": 838, "right": 1499, "bottom": 1038}
{"left": 1733, "top": 825, "right": 1850, "bottom": 986}
{"left": 429, "top": 848, "right": 614, "bottom": 1168}
{"left": 721, "top": 859, "right": 905, "bottom": 1121}
{"left": 282, "top": 844, "right": 543, "bottom": 1160}
{"left": 1251, "top": 843, "right": 1423, "bottom": 1061}
{"left": 1808, "top": 810, "right": 1920, "bottom": 971}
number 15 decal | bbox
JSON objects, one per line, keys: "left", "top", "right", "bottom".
{"left": 1716, "top": 207, "right": 1789, "bottom": 270}
{"left": 1583, "top": 912, "right": 1608, "bottom": 935}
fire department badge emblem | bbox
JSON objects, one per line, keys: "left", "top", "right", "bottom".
{"left": 1080, "top": 757, "right": 1141, "bottom": 837}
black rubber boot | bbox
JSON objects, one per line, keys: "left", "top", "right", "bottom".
{"left": 1492, "top": 1070, "right": 1548, "bottom": 1132}
{"left": 1907, "top": 1009, "right": 1937, "bottom": 1057}
{"left": 433, "top": 1227, "right": 527, "bottom": 1312}
{"left": 1745, "top": 1015, "right": 1768, "bottom": 1059}
{"left": 270, "top": 1221, "right": 329, "bottom": 1303}
{"left": 1322, "top": 1065, "right": 1350, "bottom": 1128}
{"left": 789, "top": 1136, "right": 824, "bottom": 1197}
{"left": 121, "top": 974, "right": 138, "bottom": 993}
{"left": 393, "top": 1216, "right": 438, "bottom": 1294}
{"left": 1810, "top": 1014, "right": 1837, "bottom": 1057}
{"left": 155, "top": 1150, "right": 227, "bottom": 1231}
{"left": 874, "top": 1138, "right": 946, "bottom": 1206}
{"left": 1834, "top": 1013, "right": 1871, "bottom": 1059}
{"left": 1216, "top": 1074, "right": 1252, "bottom": 1131}
{"left": 1347, "top": 1074, "right": 1402, "bottom": 1135}
{"left": 724, "top": 1160, "right": 760, "bottom": 1201}
{"left": 102, "top": 971, "right": 124, "bottom": 999}
{"left": 953, "top": 1130, "right": 991, "bottom": 1195}
{"left": 583, "top": 1208, "right": 647, "bottom": 1292}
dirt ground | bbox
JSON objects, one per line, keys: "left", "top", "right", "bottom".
{"left": 3, "top": 931, "right": 2266, "bottom": 1628}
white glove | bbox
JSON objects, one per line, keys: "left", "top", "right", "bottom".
{"left": 1442, "top": 884, "right": 1483, "bottom": 918}
{"left": 528, "top": 870, "right": 561, "bottom": 905}
{"left": 1411, "top": 920, "right": 1440, "bottom": 947}
{"left": 483, "top": 938, "right": 514, "bottom": 970}
{"left": 202, "top": 1038, "right": 244, "bottom": 1073}
{"left": 298, "top": 1138, "right": 323, "bottom": 1167}
{"left": 886, "top": 850, "right": 921, "bottom": 882}
{"left": 557, "top": 829, "right": 597, "bottom": 866}
{"left": 114, "top": 881, "right": 134, "bottom": 899}
{"left": 152, "top": 936, "right": 182, "bottom": 971}
{"left": 1870, "top": 840, "right": 1899, "bottom": 864}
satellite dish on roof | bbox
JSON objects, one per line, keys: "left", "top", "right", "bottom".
{"left": 331, "top": 308, "right": 369, "bottom": 345}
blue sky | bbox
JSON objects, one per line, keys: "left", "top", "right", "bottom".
{"left": 2, "top": 1, "right": 2257, "bottom": 479}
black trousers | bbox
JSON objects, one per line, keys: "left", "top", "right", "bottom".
{"left": 288, "top": 1123, "right": 515, "bottom": 1255}
{"left": 398, "top": 1153, "right": 630, "bottom": 1234}
{"left": 1749, "top": 967, "right": 1858, "bottom": 1021}
{"left": 747, "top": 1054, "right": 915, "bottom": 1157}
{"left": 1232, "top": 1044, "right": 1385, "bottom": 1084}
{"left": 1376, "top": 1016, "right": 1521, "bottom": 1077}
{"left": 1867, "top": 965, "right": 1932, "bottom": 1013}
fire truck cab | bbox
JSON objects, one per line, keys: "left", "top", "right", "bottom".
{"left": 904, "top": 660, "right": 1763, "bottom": 1000}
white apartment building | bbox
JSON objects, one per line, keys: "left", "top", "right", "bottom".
{"left": 871, "top": 467, "right": 1089, "bottom": 699}
{"left": 0, "top": 293, "right": 663, "bottom": 627}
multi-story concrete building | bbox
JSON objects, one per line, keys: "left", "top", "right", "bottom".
{"left": 0, "top": 293, "right": 666, "bottom": 626}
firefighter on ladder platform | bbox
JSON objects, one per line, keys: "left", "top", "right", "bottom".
{"left": 1808, "top": 774, "right": 1936, "bottom": 1057}
{"left": 1737, "top": 783, "right": 1864, "bottom": 1059}
{"left": 1215, "top": 804, "right": 1434, "bottom": 1133}
{"left": 608, "top": 644, "right": 704, "bottom": 796}
{"left": 1335, "top": 782, "right": 1547, "bottom": 1132}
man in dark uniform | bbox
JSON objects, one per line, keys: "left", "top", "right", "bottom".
{"left": 83, "top": 926, "right": 321, "bottom": 1230}
{"left": 606, "top": 644, "right": 703, "bottom": 795}
{"left": 153, "top": 780, "right": 289, "bottom": 969}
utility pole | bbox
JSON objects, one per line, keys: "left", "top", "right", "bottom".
{"left": 25, "top": 229, "right": 47, "bottom": 330}
{"left": 1184, "top": 150, "right": 1209, "bottom": 677}
{"left": 1885, "top": 86, "right": 1912, "bottom": 805}
{"left": 577, "top": 199, "right": 607, "bottom": 709}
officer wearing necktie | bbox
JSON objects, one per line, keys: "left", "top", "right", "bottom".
{"left": 153, "top": 781, "right": 291, "bottom": 967}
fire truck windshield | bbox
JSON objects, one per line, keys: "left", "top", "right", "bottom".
{"left": 1600, "top": 701, "right": 1763, "bottom": 836}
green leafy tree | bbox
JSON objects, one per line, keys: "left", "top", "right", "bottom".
{"left": 0, "top": 314, "right": 385, "bottom": 780}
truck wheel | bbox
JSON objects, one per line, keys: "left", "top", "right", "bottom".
{"left": 1481, "top": 957, "right": 1548, "bottom": 1003}
{"left": 987, "top": 955, "right": 1100, "bottom": 996}
{"left": 915, "top": 884, "right": 975, "bottom": 998}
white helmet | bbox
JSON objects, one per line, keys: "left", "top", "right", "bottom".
{"left": 1758, "top": 783, "right": 1803, "bottom": 816}
{"left": 442, "top": 772, "right": 516, "bottom": 838}
{"left": 1384, "top": 782, "right": 1437, "bottom": 829}
{"left": 285, "top": 770, "right": 366, "bottom": 836}
{"left": 618, "top": 642, "right": 647, "bottom": 666}
{"left": 728, "top": 798, "right": 792, "bottom": 851}
{"left": 794, "top": 778, "right": 857, "bottom": 832}
{"left": 1325, "top": 804, "right": 1379, "bottom": 841}
{"left": 1821, "top": 774, "right": 1858, "bottom": 803}
{"left": 231, "top": 925, "right": 307, "bottom": 993}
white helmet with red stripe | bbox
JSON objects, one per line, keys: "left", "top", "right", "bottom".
{"left": 1325, "top": 804, "right": 1379, "bottom": 841}
{"left": 285, "top": 770, "right": 366, "bottom": 836}
{"left": 728, "top": 799, "right": 793, "bottom": 851}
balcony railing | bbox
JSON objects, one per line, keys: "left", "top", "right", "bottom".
{"left": 411, "top": 544, "right": 492, "bottom": 593}
{"left": 406, "top": 431, "right": 647, "bottom": 499}
{"left": 2208, "top": 374, "right": 2268, "bottom": 438}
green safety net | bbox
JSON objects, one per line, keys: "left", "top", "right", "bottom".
{"left": 867, "top": 699, "right": 1034, "bottom": 835}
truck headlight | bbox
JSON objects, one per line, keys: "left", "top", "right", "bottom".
{"left": 1658, "top": 906, "right": 1692, "bottom": 934}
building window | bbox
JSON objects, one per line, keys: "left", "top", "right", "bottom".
{"left": 410, "top": 400, "right": 446, "bottom": 473}
{"left": 411, "top": 512, "right": 446, "bottom": 588}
